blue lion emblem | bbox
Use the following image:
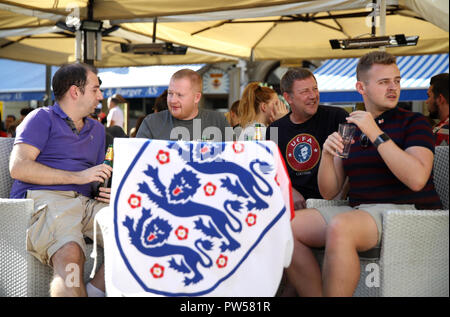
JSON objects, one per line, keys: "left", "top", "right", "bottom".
{"left": 123, "top": 208, "right": 214, "bottom": 286}
{"left": 167, "top": 168, "right": 200, "bottom": 202}
{"left": 138, "top": 166, "right": 242, "bottom": 253}
{"left": 169, "top": 142, "right": 274, "bottom": 211}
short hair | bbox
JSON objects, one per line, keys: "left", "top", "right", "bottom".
{"left": 356, "top": 51, "right": 397, "bottom": 81}
{"left": 20, "top": 107, "right": 33, "bottom": 116}
{"left": 280, "top": 68, "right": 317, "bottom": 94}
{"left": 430, "top": 73, "right": 449, "bottom": 105}
{"left": 52, "top": 63, "right": 98, "bottom": 101}
{"left": 6, "top": 114, "right": 16, "bottom": 121}
{"left": 238, "top": 82, "right": 276, "bottom": 128}
{"left": 109, "top": 94, "right": 127, "bottom": 105}
{"left": 153, "top": 89, "right": 168, "bottom": 112}
{"left": 171, "top": 68, "right": 202, "bottom": 92}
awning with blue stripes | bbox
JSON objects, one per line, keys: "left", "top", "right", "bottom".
{"left": 314, "top": 54, "right": 449, "bottom": 103}
{"left": 0, "top": 59, "right": 202, "bottom": 101}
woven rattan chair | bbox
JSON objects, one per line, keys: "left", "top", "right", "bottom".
{"left": 0, "top": 137, "right": 103, "bottom": 297}
{"left": 307, "top": 145, "right": 449, "bottom": 296}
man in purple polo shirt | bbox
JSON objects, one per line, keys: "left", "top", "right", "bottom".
{"left": 9, "top": 63, "right": 112, "bottom": 297}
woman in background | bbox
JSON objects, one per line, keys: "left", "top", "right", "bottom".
{"left": 237, "top": 82, "right": 288, "bottom": 140}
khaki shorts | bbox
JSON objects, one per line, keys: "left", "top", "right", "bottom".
{"left": 316, "top": 203, "right": 416, "bottom": 246}
{"left": 26, "top": 190, "right": 107, "bottom": 266}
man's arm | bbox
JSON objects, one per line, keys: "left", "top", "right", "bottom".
{"left": 107, "top": 119, "right": 116, "bottom": 128}
{"left": 9, "top": 143, "right": 112, "bottom": 185}
{"left": 317, "top": 132, "right": 346, "bottom": 199}
{"left": 347, "top": 111, "right": 433, "bottom": 192}
{"left": 376, "top": 145, "right": 433, "bottom": 191}
{"left": 291, "top": 187, "right": 306, "bottom": 209}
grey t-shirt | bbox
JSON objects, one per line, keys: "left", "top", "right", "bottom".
{"left": 136, "top": 109, "right": 232, "bottom": 141}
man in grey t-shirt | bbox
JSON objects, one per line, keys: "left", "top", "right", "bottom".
{"left": 137, "top": 69, "right": 232, "bottom": 141}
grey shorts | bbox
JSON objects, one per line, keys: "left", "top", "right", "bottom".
{"left": 26, "top": 190, "right": 107, "bottom": 266}
{"left": 316, "top": 203, "right": 416, "bottom": 246}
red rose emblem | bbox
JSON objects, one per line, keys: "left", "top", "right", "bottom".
{"left": 128, "top": 194, "right": 141, "bottom": 209}
{"left": 246, "top": 213, "right": 257, "bottom": 226}
{"left": 175, "top": 226, "right": 189, "bottom": 240}
{"left": 216, "top": 255, "right": 228, "bottom": 268}
{"left": 203, "top": 182, "right": 217, "bottom": 196}
{"left": 156, "top": 150, "right": 170, "bottom": 164}
{"left": 150, "top": 264, "right": 164, "bottom": 278}
{"left": 232, "top": 142, "right": 244, "bottom": 154}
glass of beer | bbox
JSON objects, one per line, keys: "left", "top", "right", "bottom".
{"left": 337, "top": 123, "right": 356, "bottom": 158}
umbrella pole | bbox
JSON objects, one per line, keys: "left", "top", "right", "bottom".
{"left": 379, "top": 0, "right": 386, "bottom": 51}
{"left": 45, "top": 65, "right": 52, "bottom": 107}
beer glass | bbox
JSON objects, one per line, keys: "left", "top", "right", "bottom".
{"left": 337, "top": 123, "right": 356, "bottom": 158}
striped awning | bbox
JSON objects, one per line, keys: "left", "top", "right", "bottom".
{"left": 314, "top": 54, "right": 449, "bottom": 103}
{"left": 0, "top": 59, "right": 202, "bottom": 101}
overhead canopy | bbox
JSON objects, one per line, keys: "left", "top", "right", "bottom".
{"left": 0, "top": 1, "right": 241, "bottom": 66}
{"left": 0, "top": 58, "right": 202, "bottom": 101}
{"left": 120, "top": 0, "right": 449, "bottom": 61}
{"left": 0, "top": 0, "right": 448, "bottom": 66}
{"left": 0, "top": 0, "right": 311, "bottom": 20}
{"left": 314, "top": 54, "right": 449, "bottom": 103}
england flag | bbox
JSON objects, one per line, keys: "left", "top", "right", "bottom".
{"left": 97, "top": 138, "right": 294, "bottom": 297}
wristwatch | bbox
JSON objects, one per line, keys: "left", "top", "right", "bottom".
{"left": 373, "top": 133, "right": 391, "bottom": 148}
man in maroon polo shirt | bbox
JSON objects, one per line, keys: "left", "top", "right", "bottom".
{"left": 9, "top": 63, "right": 112, "bottom": 297}
{"left": 286, "top": 51, "right": 442, "bottom": 297}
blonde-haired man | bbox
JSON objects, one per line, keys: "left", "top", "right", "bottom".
{"left": 286, "top": 51, "right": 442, "bottom": 297}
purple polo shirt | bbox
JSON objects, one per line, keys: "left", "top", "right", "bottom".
{"left": 10, "top": 103, "right": 106, "bottom": 198}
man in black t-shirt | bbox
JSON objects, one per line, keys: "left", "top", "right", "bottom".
{"left": 266, "top": 68, "right": 348, "bottom": 209}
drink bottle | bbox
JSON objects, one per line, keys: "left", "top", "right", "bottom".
{"left": 102, "top": 144, "right": 113, "bottom": 188}
{"left": 253, "top": 123, "right": 262, "bottom": 141}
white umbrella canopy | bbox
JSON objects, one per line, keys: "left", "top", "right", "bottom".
{"left": 0, "top": 0, "right": 448, "bottom": 67}
{"left": 1, "top": 0, "right": 272, "bottom": 66}
{"left": 0, "top": 0, "right": 306, "bottom": 20}
{"left": 121, "top": 0, "right": 449, "bottom": 61}
{"left": 0, "top": 30, "right": 234, "bottom": 67}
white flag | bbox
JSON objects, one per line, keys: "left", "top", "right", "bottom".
{"left": 101, "top": 138, "right": 294, "bottom": 297}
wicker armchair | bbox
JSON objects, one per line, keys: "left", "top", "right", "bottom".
{"left": 307, "top": 146, "right": 449, "bottom": 297}
{"left": 0, "top": 137, "right": 103, "bottom": 297}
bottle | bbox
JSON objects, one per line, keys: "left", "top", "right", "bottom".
{"left": 102, "top": 144, "right": 114, "bottom": 188}
{"left": 253, "top": 123, "right": 262, "bottom": 141}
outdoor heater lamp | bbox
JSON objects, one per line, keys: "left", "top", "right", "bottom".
{"left": 120, "top": 42, "right": 188, "bottom": 55}
{"left": 330, "top": 34, "right": 419, "bottom": 50}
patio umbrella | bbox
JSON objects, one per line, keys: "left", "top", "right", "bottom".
{"left": 119, "top": 0, "right": 449, "bottom": 61}
{"left": 1, "top": 0, "right": 271, "bottom": 66}
{"left": 1, "top": 0, "right": 448, "bottom": 67}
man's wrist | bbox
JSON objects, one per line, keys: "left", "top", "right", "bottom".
{"left": 373, "top": 132, "right": 391, "bottom": 148}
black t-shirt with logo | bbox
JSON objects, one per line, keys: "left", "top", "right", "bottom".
{"left": 266, "top": 105, "right": 348, "bottom": 200}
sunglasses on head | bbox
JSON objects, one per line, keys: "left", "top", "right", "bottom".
{"left": 360, "top": 133, "right": 370, "bottom": 148}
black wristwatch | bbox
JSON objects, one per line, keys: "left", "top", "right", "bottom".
{"left": 373, "top": 133, "right": 391, "bottom": 148}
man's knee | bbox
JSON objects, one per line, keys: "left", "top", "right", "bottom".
{"left": 326, "top": 213, "right": 354, "bottom": 245}
{"left": 291, "top": 208, "right": 326, "bottom": 247}
{"left": 326, "top": 211, "right": 377, "bottom": 250}
{"left": 51, "top": 242, "right": 85, "bottom": 268}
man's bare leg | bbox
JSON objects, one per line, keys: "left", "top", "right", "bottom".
{"left": 286, "top": 208, "right": 327, "bottom": 297}
{"left": 50, "top": 242, "right": 86, "bottom": 297}
{"left": 89, "top": 264, "right": 105, "bottom": 292}
{"left": 322, "top": 211, "right": 378, "bottom": 297}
